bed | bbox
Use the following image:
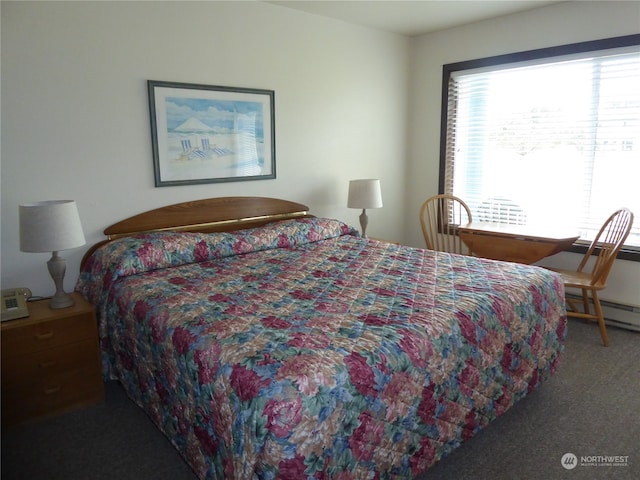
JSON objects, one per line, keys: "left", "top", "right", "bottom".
{"left": 76, "top": 196, "right": 567, "bottom": 479}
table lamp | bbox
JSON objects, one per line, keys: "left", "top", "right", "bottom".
{"left": 348, "top": 179, "right": 383, "bottom": 238}
{"left": 19, "top": 200, "right": 86, "bottom": 309}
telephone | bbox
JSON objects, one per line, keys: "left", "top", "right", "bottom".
{"left": 1, "top": 288, "right": 32, "bottom": 322}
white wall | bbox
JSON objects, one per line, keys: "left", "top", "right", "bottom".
{"left": 1, "top": 1, "right": 409, "bottom": 296}
{"left": 3, "top": 1, "right": 638, "bottom": 308}
{"left": 406, "top": 1, "right": 640, "bottom": 308}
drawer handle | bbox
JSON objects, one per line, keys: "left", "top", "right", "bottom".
{"left": 44, "top": 385, "right": 62, "bottom": 395}
{"left": 39, "top": 360, "right": 57, "bottom": 369}
{"left": 35, "top": 331, "right": 54, "bottom": 341}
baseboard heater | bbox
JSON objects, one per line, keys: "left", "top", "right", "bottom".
{"left": 565, "top": 293, "right": 640, "bottom": 332}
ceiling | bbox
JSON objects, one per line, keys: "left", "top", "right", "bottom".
{"left": 267, "top": 1, "right": 562, "bottom": 37}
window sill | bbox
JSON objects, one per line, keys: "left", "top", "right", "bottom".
{"left": 566, "top": 244, "right": 639, "bottom": 262}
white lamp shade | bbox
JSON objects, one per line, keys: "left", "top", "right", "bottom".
{"left": 20, "top": 200, "right": 86, "bottom": 252}
{"left": 348, "top": 179, "right": 383, "bottom": 209}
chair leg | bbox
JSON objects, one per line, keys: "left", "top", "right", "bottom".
{"left": 591, "top": 290, "right": 609, "bottom": 347}
{"left": 566, "top": 296, "right": 579, "bottom": 315}
{"left": 581, "top": 290, "right": 591, "bottom": 321}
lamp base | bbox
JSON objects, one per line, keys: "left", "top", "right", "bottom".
{"left": 47, "top": 251, "right": 75, "bottom": 309}
{"left": 49, "top": 292, "right": 75, "bottom": 309}
{"left": 359, "top": 209, "right": 369, "bottom": 238}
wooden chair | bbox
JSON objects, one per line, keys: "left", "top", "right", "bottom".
{"left": 547, "top": 208, "right": 634, "bottom": 347}
{"left": 420, "top": 194, "right": 472, "bottom": 254}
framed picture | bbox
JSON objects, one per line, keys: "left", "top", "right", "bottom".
{"left": 148, "top": 80, "right": 276, "bottom": 187}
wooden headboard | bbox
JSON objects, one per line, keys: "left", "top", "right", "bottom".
{"left": 104, "top": 197, "right": 310, "bottom": 238}
{"left": 81, "top": 197, "right": 311, "bottom": 266}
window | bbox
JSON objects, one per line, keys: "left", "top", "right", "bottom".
{"left": 440, "top": 35, "right": 640, "bottom": 259}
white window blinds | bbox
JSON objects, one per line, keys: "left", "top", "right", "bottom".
{"left": 443, "top": 46, "right": 640, "bottom": 249}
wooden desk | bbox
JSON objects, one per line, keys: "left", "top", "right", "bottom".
{"left": 459, "top": 222, "right": 579, "bottom": 264}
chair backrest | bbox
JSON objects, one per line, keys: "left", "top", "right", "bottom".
{"left": 420, "top": 194, "right": 472, "bottom": 254}
{"left": 577, "top": 208, "right": 634, "bottom": 287}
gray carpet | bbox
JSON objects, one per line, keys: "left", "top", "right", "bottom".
{"left": 2, "top": 318, "right": 639, "bottom": 480}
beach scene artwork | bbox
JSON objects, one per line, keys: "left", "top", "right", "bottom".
{"left": 150, "top": 83, "right": 274, "bottom": 185}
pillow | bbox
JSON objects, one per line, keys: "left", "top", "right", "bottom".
{"left": 76, "top": 217, "right": 357, "bottom": 302}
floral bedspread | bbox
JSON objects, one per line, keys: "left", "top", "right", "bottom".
{"left": 77, "top": 217, "right": 567, "bottom": 479}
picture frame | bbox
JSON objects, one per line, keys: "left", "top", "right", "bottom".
{"left": 148, "top": 80, "right": 276, "bottom": 187}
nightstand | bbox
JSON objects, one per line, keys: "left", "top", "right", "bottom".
{"left": 1, "top": 292, "right": 104, "bottom": 427}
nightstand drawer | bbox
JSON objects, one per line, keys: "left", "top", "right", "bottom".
{"left": 1, "top": 339, "right": 100, "bottom": 389}
{"left": 1, "top": 312, "right": 95, "bottom": 358}
{"left": 1, "top": 364, "right": 103, "bottom": 426}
